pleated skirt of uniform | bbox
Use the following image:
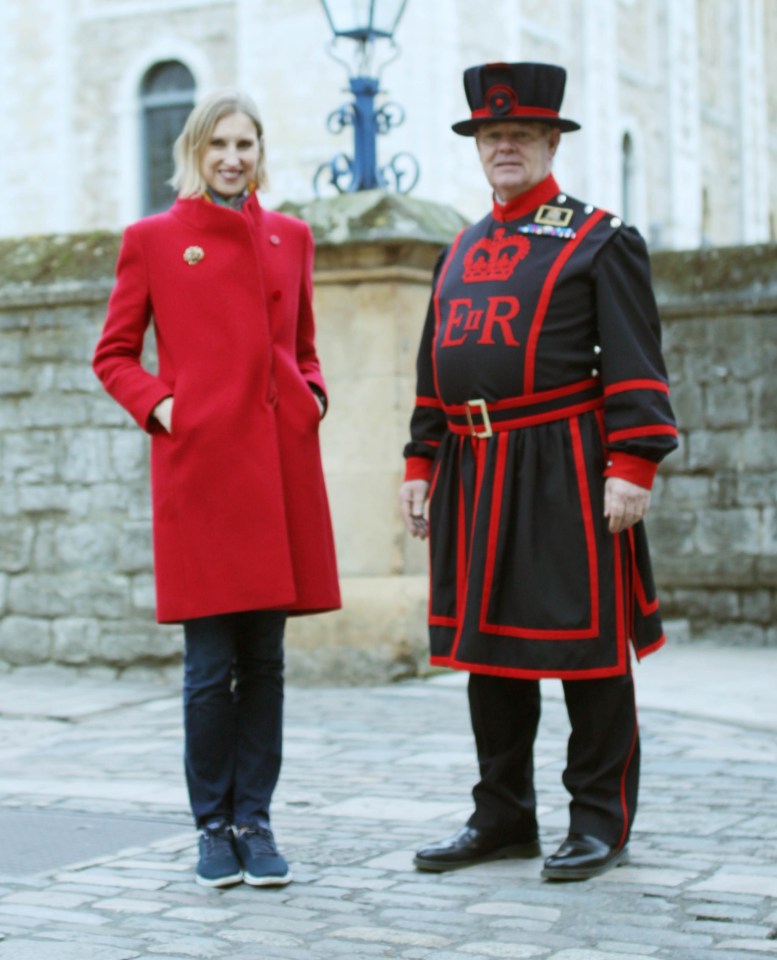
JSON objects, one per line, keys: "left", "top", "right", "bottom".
{"left": 426, "top": 409, "right": 665, "bottom": 679}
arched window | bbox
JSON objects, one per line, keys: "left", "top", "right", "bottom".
{"left": 141, "top": 61, "right": 195, "bottom": 214}
{"left": 621, "top": 132, "right": 635, "bottom": 225}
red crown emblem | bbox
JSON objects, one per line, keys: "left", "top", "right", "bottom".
{"left": 462, "top": 228, "right": 530, "bottom": 283}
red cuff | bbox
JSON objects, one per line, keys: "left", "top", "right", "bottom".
{"left": 404, "top": 456, "right": 433, "bottom": 483}
{"left": 603, "top": 451, "right": 658, "bottom": 490}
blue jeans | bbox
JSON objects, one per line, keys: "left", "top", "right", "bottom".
{"left": 182, "top": 610, "right": 286, "bottom": 829}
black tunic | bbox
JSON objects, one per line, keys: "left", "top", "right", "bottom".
{"left": 404, "top": 174, "right": 677, "bottom": 679}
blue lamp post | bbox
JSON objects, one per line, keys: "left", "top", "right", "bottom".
{"left": 315, "top": 0, "right": 419, "bottom": 195}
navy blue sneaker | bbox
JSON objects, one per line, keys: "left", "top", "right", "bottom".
{"left": 234, "top": 824, "right": 291, "bottom": 886}
{"left": 195, "top": 820, "right": 243, "bottom": 888}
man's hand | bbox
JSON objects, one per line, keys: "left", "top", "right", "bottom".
{"left": 152, "top": 396, "right": 174, "bottom": 433}
{"left": 604, "top": 476, "right": 651, "bottom": 534}
{"left": 400, "top": 480, "right": 430, "bottom": 539}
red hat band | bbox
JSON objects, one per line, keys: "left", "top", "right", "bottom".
{"left": 471, "top": 84, "right": 560, "bottom": 122}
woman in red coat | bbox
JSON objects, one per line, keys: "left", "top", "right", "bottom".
{"left": 93, "top": 90, "right": 340, "bottom": 888}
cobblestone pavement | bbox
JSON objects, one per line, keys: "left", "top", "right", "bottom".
{"left": 0, "top": 647, "right": 776, "bottom": 960}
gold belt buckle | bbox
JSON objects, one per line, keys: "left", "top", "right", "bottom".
{"left": 464, "top": 398, "right": 493, "bottom": 439}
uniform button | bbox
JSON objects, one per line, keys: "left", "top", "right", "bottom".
{"left": 593, "top": 344, "right": 602, "bottom": 354}
{"left": 610, "top": 217, "right": 622, "bottom": 228}
{"left": 592, "top": 368, "right": 600, "bottom": 377}
{"left": 557, "top": 193, "right": 567, "bottom": 203}
{"left": 584, "top": 204, "right": 594, "bottom": 214}
{"left": 272, "top": 290, "right": 282, "bottom": 301}
{"left": 269, "top": 234, "right": 281, "bottom": 245}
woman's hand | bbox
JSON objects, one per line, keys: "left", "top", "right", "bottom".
{"left": 400, "top": 480, "right": 430, "bottom": 539}
{"left": 604, "top": 477, "right": 651, "bottom": 534}
{"left": 152, "top": 396, "right": 174, "bottom": 433}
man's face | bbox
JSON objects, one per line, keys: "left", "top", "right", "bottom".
{"left": 475, "top": 122, "right": 560, "bottom": 201}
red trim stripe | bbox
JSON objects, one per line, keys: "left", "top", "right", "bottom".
{"left": 612, "top": 532, "right": 628, "bottom": 673}
{"left": 415, "top": 395, "right": 443, "bottom": 408}
{"left": 428, "top": 457, "right": 458, "bottom": 629}
{"left": 429, "top": 656, "right": 631, "bottom": 681}
{"left": 523, "top": 209, "right": 607, "bottom": 393}
{"left": 604, "top": 379, "right": 670, "bottom": 397}
{"left": 617, "top": 717, "right": 640, "bottom": 848}
{"left": 477, "top": 416, "right": 599, "bottom": 640}
{"left": 607, "top": 424, "right": 678, "bottom": 443}
{"left": 448, "top": 436, "right": 488, "bottom": 660}
{"left": 448, "top": 398, "right": 603, "bottom": 435}
{"left": 627, "top": 528, "right": 659, "bottom": 616}
{"left": 431, "top": 230, "right": 465, "bottom": 400}
{"left": 471, "top": 105, "right": 560, "bottom": 120}
{"left": 636, "top": 634, "right": 666, "bottom": 660}
{"left": 444, "top": 377, "right": 599, "bottom": 415}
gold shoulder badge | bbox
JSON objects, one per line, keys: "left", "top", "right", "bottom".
{"left": 183, "top": 245, "right": 205, "bottom": 265}
{"left": 535, "top": 205, "right": 574, "bottom": 227}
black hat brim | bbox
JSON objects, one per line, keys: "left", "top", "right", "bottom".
{"left": 452, "top": 115, "right": 581, "bottom": 136}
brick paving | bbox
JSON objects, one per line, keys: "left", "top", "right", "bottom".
{"left": 0, "top": 650, "right": 776, "bottom": 960}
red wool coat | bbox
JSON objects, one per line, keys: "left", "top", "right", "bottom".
{"left": 94, "top": 194, "right": 341, "bottom": 623}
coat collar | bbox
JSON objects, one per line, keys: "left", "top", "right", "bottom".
{"left": 169, "top": 192, "right": 263, "bottom": 233}
{"left": 491, "top": 173, "right": 561, "bottom": 222}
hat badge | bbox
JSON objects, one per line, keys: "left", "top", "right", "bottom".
{"left": 486, "top": 84, "right": 519, "bottom": 118}
{"left": 183, "top": 245, "right": 205, "bottom": 265}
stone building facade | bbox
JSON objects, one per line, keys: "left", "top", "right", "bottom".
{"left": 2, "top": 0, "right": 776, "bottom": 248}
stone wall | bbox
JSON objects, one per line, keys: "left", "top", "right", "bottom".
{"left": 648, "top": 244, "right": 777, "bottom": 645}
{"left": 0, "top": 212, "right": 775, "bottom": 678}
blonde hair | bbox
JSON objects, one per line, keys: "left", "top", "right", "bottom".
{"left": 171, "top": 89, "right": 268, "bottom": 197}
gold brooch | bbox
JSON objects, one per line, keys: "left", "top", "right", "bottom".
{"left": 183, "top": 245, "right": 205, "bottom": 265}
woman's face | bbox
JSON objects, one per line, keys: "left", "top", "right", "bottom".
{"left": 199, "top": 111, "right": 260, "bottom": 197}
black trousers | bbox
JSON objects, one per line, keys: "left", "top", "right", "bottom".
{"left": 466, "top": 671, "right": 639, "bottom": 849}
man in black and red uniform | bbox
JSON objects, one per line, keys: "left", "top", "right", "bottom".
{"left": 400, "top": 62, "right": 677, "bottom": 881}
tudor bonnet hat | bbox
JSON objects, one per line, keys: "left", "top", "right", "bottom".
{"left": 452, "top": 61, "right": 581, "bottom": 136}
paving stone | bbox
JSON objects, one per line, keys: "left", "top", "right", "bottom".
{"left": 0, "top": 669, "right": 775, "bottom": 959}
{"left": 0, "top": 942, "right": 136, "bottom": 960}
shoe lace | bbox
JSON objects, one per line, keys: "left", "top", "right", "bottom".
{"left": 200, "top": 821, "right": 234, "bottom": 855}
{"left": 236, "top": 825, "right": 278, "bottom": 857}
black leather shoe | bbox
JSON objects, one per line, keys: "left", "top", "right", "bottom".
{"left": 541, "top": 832, "right": 628, "bottom": 881}
{"left": 414, "top": 825, "right": 541, "bottom": 872}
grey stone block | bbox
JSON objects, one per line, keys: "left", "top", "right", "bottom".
{"left": 18, "top": 483, "right": 88, "bottom": 516}
{"left": 130, "top": 574, "right": 157, "bottom": 612}
{"left": 98, "top": 621, "right": 181, "bottom": 666}
{"left": 0, "top": 521, "right": 34, "bottom": 572}
{"left": 703, "top": 380, "right": 751, "bottom": 428}
{"left": 739, "top": 589, "right": 774, "bottom": 624}
{"left": 8, "top": 573, "right": 130, "bottom": 618}
{"left": 669, "top": 589, "right": 740, "bottom": 621}
{"left": 701, "top": 623, "right": 768, "bottom": 646}
{"left": 18, "top": 394, "right": 92, "bottom": 429}
{"left": 109, "top": 430, "right": 148, "bottom": 482}
{"left": 2, "top": 430, "right": 60, "bottom": 484}
{"left": 0, "top": 366, "right": 33, "bottom": 397}
{"left": 54, "top": 523, "right": 118, "bottom": 570}
{"left": 740, "top": 428, "right": 777, "bottom": 468}
{"left": 117, "top": 524, "right": 153, "bottom": 574}
{"left": 670, "top": 380, "right": 705, "bottom": 428}
{"left": 60, "top": 429, "right": 111, "bottom": 484}
{"left": 687, "top": 430, "right": 743, "bottom": 471}
{"left": 738, "top": 471, "right": 777, "bottom": 505}
{"left": 695, "top": 508, "right": 761, "bottom": 556}
{"left": 655, "top": 554, "right": 758, "bottom": 589}
{"left": 0, "top": 615, "right": 52, "bottom": 664}
{"left": 52, "top": 617, "right": 101, "bottom": 664}
{"left": 648, "top": 511, "right": 696, "bottom": 557}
